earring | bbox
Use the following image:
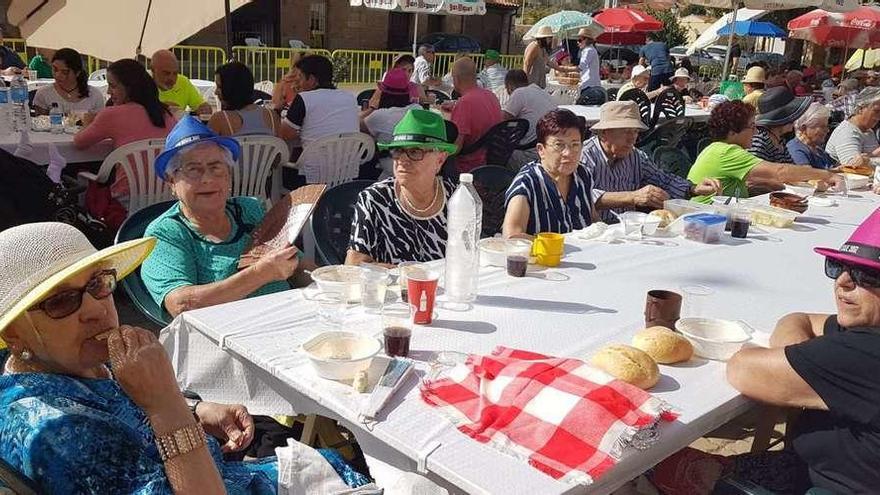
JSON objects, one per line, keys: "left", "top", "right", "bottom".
{"left": 20, "top": 348, "right": 32, "bottom": 361}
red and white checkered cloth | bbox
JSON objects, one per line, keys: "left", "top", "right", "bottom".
{"left": 420, "top": 347, "right": 678, "bottom": 485}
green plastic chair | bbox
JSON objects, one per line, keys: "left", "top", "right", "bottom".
{"left": 114, "top": 201, "right": 176, "bottom": 327}
{"left": 653, "top": 145, "right": 694, "bottom": 179}
{"left": 471, "top": 165, "right": 516, "bottom": 238}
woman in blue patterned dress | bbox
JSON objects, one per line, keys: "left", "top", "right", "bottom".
{"left": 502, "top": 109, "right": 601, "bottom": 237}
{"left": 0, "top": 222, "right": 368, "bottom": 494}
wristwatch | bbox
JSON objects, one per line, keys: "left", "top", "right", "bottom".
{"left": 184, "top": 397, "right": 201, "bottom": 419}
{"left": 155, "top": 422, "right": 206, "bottom": 461}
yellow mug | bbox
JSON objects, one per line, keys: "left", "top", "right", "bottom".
{"left": 531, "top": 232, "right": 564, "bottom": 266}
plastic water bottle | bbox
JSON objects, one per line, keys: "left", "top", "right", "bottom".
{"left": 9, "top": 75, "right": 29, "bottom": 132}
{"left": 49, "top": 103, "right": 63, "bottom": 134}
{"left": 444, "top": 173, "right": 483, "bottom": 303}
{"left": 0, "top": 87, "right": 10, "bottom": 136}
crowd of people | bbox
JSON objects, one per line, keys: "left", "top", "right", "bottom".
{"left": 1, "top": 31, "right": 880, "bottom": 494}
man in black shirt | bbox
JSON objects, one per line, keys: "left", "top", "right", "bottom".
{"left": 726, "top": 207, "right": 880, "bottom": 494}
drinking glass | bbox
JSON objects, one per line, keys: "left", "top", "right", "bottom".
{"left": 681, "top": 284, "right": 715, "bottom": 318}
{"left": 360, "top": 267, "right": 390, "bottom": 312}
{"left": 381, "top": 302, "right": 414, "bottom": 357}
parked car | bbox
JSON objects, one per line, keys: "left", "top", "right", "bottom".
{"left": 596, "top": 44, "right": 640, "bottom": 66}
{"left": 413, "top": 33, "right": 481, "bottom": 53}
{"left": 738, "top": 52, "right": 787, "bottom": 70}
{"left": 670, "top": 46, "right": 721, "bottom": 68}
{"left": 705, "top": 45, "right": 731, "bottom": 61}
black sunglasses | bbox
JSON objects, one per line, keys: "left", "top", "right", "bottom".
{"left": 825, "top": 258, "right": 880, "bottom": 288}
{"left": 29, "top": 269, "right": 118, "bottom": 319}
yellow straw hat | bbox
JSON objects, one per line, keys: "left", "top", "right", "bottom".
{"left": 0, "top": 223, "right": 155, "bottom": 347}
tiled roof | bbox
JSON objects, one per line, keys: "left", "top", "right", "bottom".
{"left": 486, "top": 0, "right": 521, "bottom": 8}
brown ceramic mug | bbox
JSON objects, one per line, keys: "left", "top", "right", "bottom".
{"left": 644, "top": 290, "right": 682, "bottom": 328}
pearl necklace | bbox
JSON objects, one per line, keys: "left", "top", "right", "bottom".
{"left": 399, "top": 178, "right": 443, "bottom": 219}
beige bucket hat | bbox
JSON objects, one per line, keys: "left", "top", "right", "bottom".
{"left": 0, "top": 223, "right": 155, "bottom": 341}
{"left": 591, "top": 101, "right": 648, "bottom": 131}
{"left": 534, "top": 26, "right": 555, "bottom": 39}
{"left": 742, "top": 66, "right": 766, "bottom": 84}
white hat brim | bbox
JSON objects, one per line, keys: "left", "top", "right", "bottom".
{"left": 0, "top": 237, "right": 156, "bottom": 335}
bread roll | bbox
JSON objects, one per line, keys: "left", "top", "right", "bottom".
{"left": 649, "top": 209, "right": 676, "bottom": 228}
{"left": 632, "top": 326, "right": 694, "bottom": 364}
{"left": 590, "top": 344, "right": 660, "bottom": 389}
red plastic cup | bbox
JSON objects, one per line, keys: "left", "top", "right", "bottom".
{"left": 406, "top": 267, "right": 440, "bottom": 325}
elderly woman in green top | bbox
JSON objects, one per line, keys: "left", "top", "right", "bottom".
{"left": 687, "top": 100, "right": 843, "bottom": 203}
{"left": 141, "top": 116, "right": 300, "bottom": 317}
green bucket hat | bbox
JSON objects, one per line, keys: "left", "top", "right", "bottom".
{"left": 485, "top": 49, "right": 501, "bottom": 61}
{"left": 378, "top": 109, "right": 459, "bottom": 154}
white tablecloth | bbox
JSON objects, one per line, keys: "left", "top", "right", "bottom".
{"left": 162, "top": 193, "right": 879, "bottom": 494}
{"left": 560, "top": 104, "right": 711, "bottom": 126}
{"left": 0, "top": 130, "right": 112, "bottom": 165}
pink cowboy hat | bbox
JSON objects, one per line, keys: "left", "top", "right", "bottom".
{"left": 378, "top": 68, "right": 411, "bottom": 96}
{"left": 815, "top": 207, "right": 880, "bottom": 272}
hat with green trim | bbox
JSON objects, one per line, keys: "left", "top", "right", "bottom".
{"left": 377, "top": 109, "right": 459, "bottom": 154}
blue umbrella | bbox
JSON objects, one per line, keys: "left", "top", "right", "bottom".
{"left": 717, "top": 20, "right": 786, "bottom": 38}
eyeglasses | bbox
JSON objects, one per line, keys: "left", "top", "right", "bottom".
{"left": 391, "top": 148, "right": 437, "bottom": 161}
{"left": 545, "top": 141, "right": 583, "bottom": 153}
{"left": 29, "top": 269, "right": 117, "bottom": 319}
{"left": 175, "top": 163, "right": 229, "bottom": 180}
{"left": 825, "top": 258, "right": 880, "bottom": 288}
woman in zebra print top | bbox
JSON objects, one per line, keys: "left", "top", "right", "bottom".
{"left": 346, "top": 109, "right": 460, "bottom": 266}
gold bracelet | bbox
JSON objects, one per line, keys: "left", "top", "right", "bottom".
{"left": 155, "top": 422, "right": 206, "bottom": 461}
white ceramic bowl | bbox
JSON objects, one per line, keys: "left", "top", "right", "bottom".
{"left": 311, "top": 265, "right": 362, "bottom": 303}
{"left": 301, "top": 331, "right": 381, "bottom": 381}
{"left": 675, "top": 318, "right": 753, "bottom": 361}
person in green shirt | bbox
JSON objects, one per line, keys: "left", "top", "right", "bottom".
{"left": 27, "top": 52, "right": 52, "bottom": 79}
{"left": 141, "top": 116, "right": 301, "bottom": 317}
{"left": 688, "top": 100, "right": 844, "bottom": 203}
{"left": 151, "top": 49, "right": 213, "bottom": 114}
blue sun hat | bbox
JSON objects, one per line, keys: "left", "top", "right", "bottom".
{"left": 154, "top": 115, "right": 241, "bottom": 180}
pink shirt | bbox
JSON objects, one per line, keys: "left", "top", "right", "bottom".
{"left": 450, "top": 87, "right": 502, "bottom": 173}
{"left": 74, "top": 103, "right": 177, "bottom": 200}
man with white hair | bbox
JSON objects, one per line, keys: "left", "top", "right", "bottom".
{"left": 151, "top": 49, "right": 212, "bottom": 114}
{"left": 830, "top": 78, "right": 861, "bottom": 118}
{"left": 411, "top": 44, "right": 440, "bottom": 89}
{"left": 579, "top": 100, "right": 722, "bottom": 222}
{"left": 825, "top": 87, "right": 880, "bottom": 167}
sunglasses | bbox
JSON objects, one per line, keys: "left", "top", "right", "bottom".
{"left": 825, "top": 258, "right": 880, "bottom": 288}
{"left": 29, "top": 269, "right": 117, "bottom": 319}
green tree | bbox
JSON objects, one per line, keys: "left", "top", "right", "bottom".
{"left": 646, "top": 8, "right": 688, "bottom": 48}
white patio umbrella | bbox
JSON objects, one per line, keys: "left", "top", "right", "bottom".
{"left": 7, "top": 0, "right": 251, "bottom": 62}
{"left": 705, "top": 0, "right": 859, "bottom": 80}
{"left": 349, "top": 0, "right": 486, "bottom": 54}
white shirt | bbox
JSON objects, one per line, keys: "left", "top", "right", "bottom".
{"left": 284, "top": 88, "right": 358, "bottom": 147}
{"left": 825, "top": 119, "right": 880, "bottom": 166}
{"left": 412, "top": 56, "right": 433, "bottom": 85}
{"left": 32, "top": 84, "right": 105, "bottom": 114}
{"left": 503, "top": 84, "right": 556, "bottom": 144}
{"left": 364, "top": 103, "right": 421, "bottom": 144}
{"left": 578, "top": 45, "right": 601, "bottom": 90}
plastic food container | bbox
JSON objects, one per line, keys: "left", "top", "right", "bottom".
{"left": 642, "top": 215, "right": 662, "bottom": 235}
{"left": 301, "top": 331, "right": 382, "bottom": 381}
{"left": 675, "top": 318, "right": 753, "bottom": 361}
{"left": 663, "top": 199, "right": 715, "bottom": 218}
{"left": 844, "top": 173, "right": 870, "bottom": 190}
{"left": 682, "top": 213, "right": 726, "bottom": 243}
{"left": 749, "top": 205, "right": 798, "bottom": 228}
{"left": 311, "top": 265, "right": 362, "bottom": 303}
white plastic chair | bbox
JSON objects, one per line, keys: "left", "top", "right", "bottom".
{"left": 78, "top": 138, "right": 170, "bottom": 215}
{"left": 254, "top": 80, "right": 275, "bottom": 96}
{"left": 244, "top": 37, "right": 266, "bottom": 47}
{"left": 288, "top": 39, "right": 309, "bottom": 49}
{"left": 233, "top": 135, "right": 290, "bottom": 204}
{"left": 88, "top": 69, "right": 107, "bottom": 81}
{"left": 287, "top": 132, "right": 376, "bottom": 188}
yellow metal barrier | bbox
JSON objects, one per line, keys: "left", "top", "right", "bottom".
{"left": 6, "top": 38, "right": 28, "bottom": 65}
{"left": 329, "top": 49, "right": 409, "bottom": 86}
{"left": 500, "top": 54, "right": 524, "bottom": 71}
{"left": 232, "top": 46, "right": 331, "bottom": 83}
{"left": 164, "top": 46, "right": 227, "bottom": 81}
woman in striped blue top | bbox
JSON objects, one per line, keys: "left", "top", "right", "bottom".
{"left": 502, "top": 109, "right": 601, "bottom": 236}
